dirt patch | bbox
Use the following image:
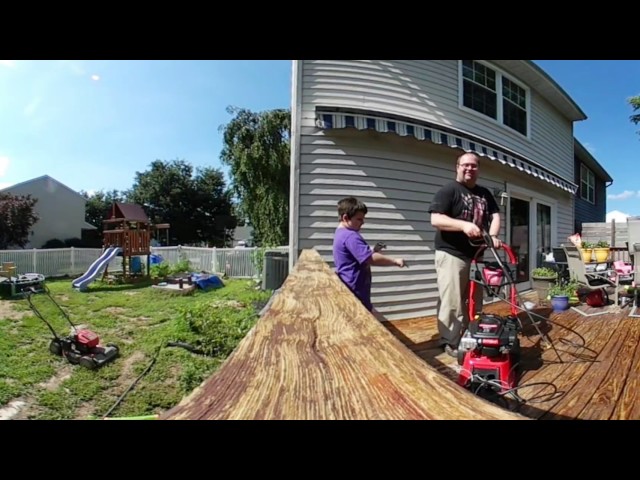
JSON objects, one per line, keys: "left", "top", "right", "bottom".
{"left": 75, "top": 403, "right": 96, "bottom": 420}
{"left": 123, "top": 292, "right": 140, "bottom": 296}
{"left": 0, "top": 399, "right": 28, "bottom": 420}
{"left": 117, "top": 351, "right": 147, "bottom": 388}
{"left": 0, "top": 301, "right": 30, "bottom": 321}
{"left": 57, "top": 295, "right": 70, "bottom": 302}
{"left": 104, "top": 307, "right": 130, "bottom": 315}
{"left": 38, "top": 364, "right": 74, "bottom": 391}
{"left": 11, "top": 397, "right": 46, "bottom": 420}
{"left": 209, "top": 300, "right": 245, "bottom": 309}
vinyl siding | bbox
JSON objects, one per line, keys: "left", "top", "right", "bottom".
{"left": 574, "top": 157, "right": 607, "bottom": 231}
{"left": 301, "top": 60, "right": 574, "bottom": 180}
{"left": 3, "top": 177, "right": 88, "bottom": 249}
{"left": 291, "top": 60, "right": 577, "bottom": 321}
{"left": 295, "top": 128, "right": 572, "bottom": 321}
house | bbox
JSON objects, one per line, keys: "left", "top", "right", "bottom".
{"left": 0, "top": 175, "right": 96, "bottom": 249}
{"left": 573, "top": 139, "right": 613, "bottom": 233}
{"left": 288, "top": 60, "right": 613, "bottom": 321}
{"left": 232, "top": 225, "right": 254, "bottom": 247}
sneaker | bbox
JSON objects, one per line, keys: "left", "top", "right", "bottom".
{"left": 444, "top": 344, "right": 458, "bottom": 358}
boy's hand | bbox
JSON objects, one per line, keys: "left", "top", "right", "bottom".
{"left": 395, "top": 258, "right": 407, "bottom": 268}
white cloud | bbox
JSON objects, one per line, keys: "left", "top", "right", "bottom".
{"left": 86, "top": 189, "right": 96, "bottom": 197}
{"left": 0, "top": 182, "right": 10, "bottom": 190}
{"left": 0, "top": 60, "right": 16, "bottom": 68}
{"left": 0, "top": 156, "right": 9, "bottom": 176}
{"left": 606, "top": 210, "right": 631, "bottom": 223}
{"left": 91, "top": 74, "right": 100, "bottom": 81}
{"left": 607, "top": 190, "right": 640, "bottom": 201}
{"left": 583, "top": 142, "right": 596, "bottom": 154}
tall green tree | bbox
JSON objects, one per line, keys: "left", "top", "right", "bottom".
{"left": 629, "top": 95, "right": 640, "bottom": 135}
{"left": 80, "top": 189, "right": 126, "bottom": 234}
{"left": 128, "top": 159, "right": 236, "bottom": 246}
{"left": 219, "top": 106, "right": 291, "bottom": 247}
{"left": 0, "top": 193, "right": 39, "bottom": 249}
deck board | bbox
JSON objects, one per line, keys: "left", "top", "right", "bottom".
{"left": 386, "top": 299, "right": 640, "bottom": 420}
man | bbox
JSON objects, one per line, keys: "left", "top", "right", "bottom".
{"left": 333, "top": 196, "right": 406, "bottom": 313}
{"left": 428, "top": 153, "right": 501, "bottom": 357}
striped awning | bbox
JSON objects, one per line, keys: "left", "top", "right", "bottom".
{"left": 315, "top": 109, "right": 578, "bottom": 194}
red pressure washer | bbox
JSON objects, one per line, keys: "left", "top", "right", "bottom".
{"left": 456, "top": 231, "right": 523, "bottom": 397}
{"left": 23, "top": 286, "right": 119, "bottom": 370}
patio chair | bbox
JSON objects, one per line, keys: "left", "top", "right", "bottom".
{"left": 563, "top": 245, "right": 620, "bottom": 316}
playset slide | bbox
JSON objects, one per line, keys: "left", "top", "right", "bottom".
{"left": 72, "top": 247, "right": 122, "bottom": 290}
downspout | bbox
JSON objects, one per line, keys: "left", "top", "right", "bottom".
{"left": 288, "top": 60, "right": 303, "bottom": 272}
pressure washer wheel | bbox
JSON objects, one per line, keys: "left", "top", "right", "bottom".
{"left": 457, "top": 348, "right": 466, "bottom": 366}
{"left": 49, "top": 339, "right": 62, "bottom": 356}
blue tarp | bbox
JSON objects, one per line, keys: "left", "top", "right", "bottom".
{"left": 190, "top": 273, "right": 224, "bottom": 291}
{"left": 150, "top": 254, "right": 164, "bottom": 265}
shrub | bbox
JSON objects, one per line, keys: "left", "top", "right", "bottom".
{"left": 41, "top": 238, "right": 66, "bottom": 249}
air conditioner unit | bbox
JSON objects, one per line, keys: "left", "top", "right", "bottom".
{"left": 262, "top": 251, "right": 289, "bottom": 291}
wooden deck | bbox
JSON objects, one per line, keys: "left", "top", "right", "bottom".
{"left": 159, "top": 249, "right": 639, "bottom": 420}
{"left": 160, "top": 250, "right": 526, "bottom": 420}
{"left": 386, "top": 298, "right": 640, "bottom": 420}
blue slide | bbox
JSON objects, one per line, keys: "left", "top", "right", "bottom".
{"left": 72, "top": 247, "right": 122, "bottom": 291}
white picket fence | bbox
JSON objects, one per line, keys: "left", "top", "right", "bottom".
{"left": 0, "top": 246, "right": 289, "bottom": 279}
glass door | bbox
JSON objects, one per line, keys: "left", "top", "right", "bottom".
{"left": 536, "top": 204, "right": 552, "bottom": 268}
{"left": 507, "top": 185, "right": 557, "bottom": 292}
{"left": 510, "top": 197, "right": 530, "bottom": 287}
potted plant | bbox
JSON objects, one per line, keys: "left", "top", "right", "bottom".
{"left": 593, "top": 240, "right": 610, "bottom": 263}
{"left": 531, "top": 267, "right": 558, "bottom": 304}
{"left": 580, "top": 241, "right": 595, "bottom": 263}
{"left": 548, "top": 280, "right": 580, "bottom": 312}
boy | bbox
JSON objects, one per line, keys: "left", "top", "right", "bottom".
{"left": 332, "top": 197, "right": 406, "bottom": 312}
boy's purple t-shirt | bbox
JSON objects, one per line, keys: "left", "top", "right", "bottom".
{"left": 333, "top": 226, "right": 373, "bottom": 310}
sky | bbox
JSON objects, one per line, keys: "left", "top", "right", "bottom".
{"left": 0, "top": 60, "right": 638, "bottom": 215}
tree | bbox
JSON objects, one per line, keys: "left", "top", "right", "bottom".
{"left": 81, "top": 189, "right": 126, "bottom": 235}
{"left": 128, "top": 159, "right": 236, "bottom": 246}
{"left": 629, "top": 95, "right": 640, "bottom": 135}
{"left": 0, "top": 193, "right": 39, "bottom": 249}
{"left": 219, "top": 106, "right": 291, "bottom": 247}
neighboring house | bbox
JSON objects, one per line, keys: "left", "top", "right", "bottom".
{"left": 573, "top": 139, "right": 613, "bottom": 233}
{"left": 232, "top": 225, "right": 254, "bottom": 247}
{"left": 288, "top": 60, "right": 613, "bottom": 321}
{"left": 0, "top": 175, "right": 96, "bottom": 249}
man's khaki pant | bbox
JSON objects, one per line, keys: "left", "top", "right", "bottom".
{"left": 435, "top": 250, "right": 483, "bottom": 347}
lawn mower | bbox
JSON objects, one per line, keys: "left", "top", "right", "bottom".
{"left": 456, "top": 231, "right": 523, "bottom": 398}
{"left": 23, "top": 286, "right": 119, "bottom": 370}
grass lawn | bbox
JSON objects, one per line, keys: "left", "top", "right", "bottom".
{"left": 0, "top": 277, "right": 272, "bottom": 420}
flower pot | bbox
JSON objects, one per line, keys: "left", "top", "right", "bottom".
{"left": 580, "top": 248, "right": 593, "bottom": 262}
{"left": 532, "top": 275, "right": 557, "bottom": 304}
{"left": 593, "top": 248, "right": 610, "bottom": 263}
{"left": 551, "top": 295, "right": 570, "bottom": 312}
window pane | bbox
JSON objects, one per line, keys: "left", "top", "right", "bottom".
{"left": 463, "top": 80, "right": 497, "bottom": 119}
{"left": 502, "top": 77, "right": 527, "bottom": 135}
{"left": 503, "top": 99, "right": 527, "bottom": 135}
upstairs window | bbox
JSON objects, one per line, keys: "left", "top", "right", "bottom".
{"left": 461, "top": 60, "right": 529, "bottom": 137}
{"left": 580, "top": 164, "right": 595, "bottom": 204}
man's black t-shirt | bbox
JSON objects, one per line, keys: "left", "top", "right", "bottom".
{"left": 428, "top": 181, "right": 500, "bottom": 260}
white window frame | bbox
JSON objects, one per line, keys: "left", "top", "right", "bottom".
{"left": 580, "top": 164, "right": 595, "bottom": 204}
{"left": 458, "top": 60, "right": 531, "bottom": 139}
